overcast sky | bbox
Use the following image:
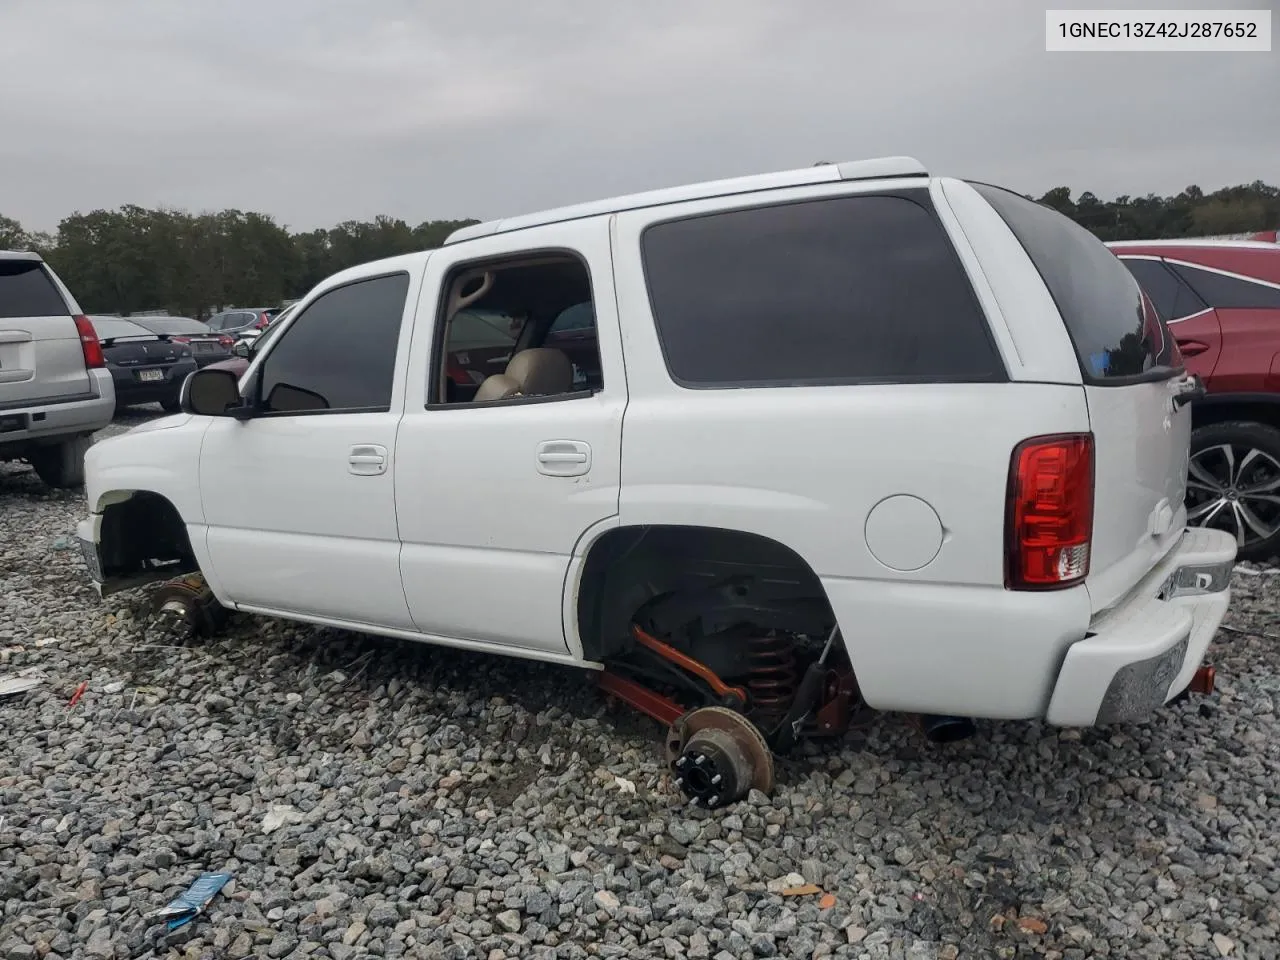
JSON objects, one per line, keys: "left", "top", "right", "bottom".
{"left": 1, "top": 0, "right": 1275, "bottom": 232}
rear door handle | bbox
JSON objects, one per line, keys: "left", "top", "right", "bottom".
{"left": 536, "top": 440, "right": 591, "bottom": 477}
{"left": 1176, "top": 339, "right": 1210, "bottom": 357}
{"left": 348, "top": 444, "right": 388, "bottom": 476}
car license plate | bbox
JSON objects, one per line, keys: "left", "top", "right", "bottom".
{"left": 138, "top": 369, "right": 165, "bottom": 383}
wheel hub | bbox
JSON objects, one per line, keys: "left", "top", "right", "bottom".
{"left": 665, "top": 705, "right": 774, "bottom": 807}
{"left": 148, "top": 575, "right": 226, "bottom": 640}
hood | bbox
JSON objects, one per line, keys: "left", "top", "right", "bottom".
{"left": 128, "top": 414, "right": 193, "bottom": 435}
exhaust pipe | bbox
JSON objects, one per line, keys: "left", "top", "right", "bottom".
{"left": 917, "top": 714, "right": 976, "bottom": 743}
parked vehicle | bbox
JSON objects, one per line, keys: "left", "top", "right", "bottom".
{"left": 0, "top": 251, "right": 114, "bottom": 488}
{"left": 206, "top": 307, "right": 280, "bottom": 337}
{"left": 78, "top": 157, "right": 1234, "bottom": 806}
{"left": 90, "top": 316, "right": 198, "bottom": 413}
{"left": 1110, "top": 239, "right": 1280, "bottom": 560}
{"left": 128, "top": 316, "right": 235, "bottom": 368}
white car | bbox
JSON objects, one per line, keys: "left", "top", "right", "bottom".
{"left": 77, "top": 156, "right": 1235, "bottom": 806}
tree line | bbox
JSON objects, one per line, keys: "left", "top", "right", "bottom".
{"left": 2, "top": 178, "right": 1277, "bottom": 320}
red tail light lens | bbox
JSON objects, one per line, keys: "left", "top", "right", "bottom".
{"left": 1006, "top": 433, "right": 1094, "bottom": 590}
{"left": 72, "top": 315, "right": 105, "bottom": 369}
{"left": 171, "top": 336, "right": 190, "bottom": 344}
{"left": 218, "top": 336, "right": 234, "bottom": 347}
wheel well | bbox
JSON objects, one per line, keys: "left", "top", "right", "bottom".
{"left": 1193, "top": 398, "right": 1280, "bottom": 432}
{"left": 575, "top": 525, "right": 834, "bottom": 662}
{"left": 99, "top": 492, "right": 198, "bottom": 579}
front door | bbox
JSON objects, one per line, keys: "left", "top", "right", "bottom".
{"left": 199, "top": 268, "right": 420, "bottom": 629}
{"left": 394, "top": 219, "right": 627, "bottom": 656}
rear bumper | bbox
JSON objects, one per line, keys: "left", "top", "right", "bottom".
{"left": 111, "top": 361, "right": 197, "bottom": 403}
{"left": 1045, "top": 527, "right": 1236, "bottom": 726}
{"left": 0, "top": 369, "right": 115, "bottom": 450}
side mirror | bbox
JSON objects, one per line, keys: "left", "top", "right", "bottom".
{"left": 232, "top": 340, "right": 250, "bottom": 358}
{"left": 181, "top": 368, "right": 247, "bottom": 417}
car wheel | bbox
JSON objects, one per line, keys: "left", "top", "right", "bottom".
{"left": 1186, "top": 421, "right": 1280, "bottom": 563}
{"left": 28, "top": 435, "right": 91, "bottom": 489}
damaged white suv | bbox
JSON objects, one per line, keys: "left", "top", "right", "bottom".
{"left": 78, "top": 157, "right": 1235, "bottom": 806}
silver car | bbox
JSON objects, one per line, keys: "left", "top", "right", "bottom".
{"left": 0, "top": 251, "right": 114, "bottom": 487}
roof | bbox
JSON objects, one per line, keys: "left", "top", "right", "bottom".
{"left": 444, "top": 156, "right": 929, "bottom": 245}
{"left": 0, "top": 250, "right": 43, "bottom": 261}
{"left": 1107, "top": 239, "right": 1280, "bottom": 252}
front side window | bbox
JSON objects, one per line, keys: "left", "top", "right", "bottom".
{"left": 257, "top": 273, "right": 409, "bottom": 414}
{"left": 973, "top": 183, "right": 1181, "bottom": 382}
{"left": 640, "top": 192, "right": 1004, "bottom": 387}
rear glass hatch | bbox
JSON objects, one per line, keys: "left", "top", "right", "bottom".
{"left": 972, "top": 184, "right": 1189, "bottom": 612}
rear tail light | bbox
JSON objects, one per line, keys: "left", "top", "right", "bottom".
{"left": 1005, "top": 433, "right": 1094, "bottom": 590}
{"left": 72, "top": 315, "right": 105, "bottom": 369}
{"left": 171, "top": 336, "right": 190, "bottom": 344}
{"left": 218, "top": 336, "right": 234, "bottom": 347}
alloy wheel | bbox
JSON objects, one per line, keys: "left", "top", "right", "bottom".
{"left": 1185, "top": 443, "right": 1280, "bottom": 549}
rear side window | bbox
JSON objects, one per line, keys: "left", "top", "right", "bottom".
{"left": 640, "top": 192, "right": 1005, "bottom": 387}
{"left": 0, "top": 261, "right": 68, "bottom": 319}
{"left": 258, "top": 273, "right": 409, "bottom": 414}
{"left": 1120, "top": 258, "right": 1208, "bottom": 323}
{"left": 973, "top": 184, "right": 1180, "bottom": 383}
{"left": 1169, "top": 263, "right": 1280, "bottom": 310}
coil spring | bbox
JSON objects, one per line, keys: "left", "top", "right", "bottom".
{"left": 745, "top": 632, "right": 799, "bottom": 718}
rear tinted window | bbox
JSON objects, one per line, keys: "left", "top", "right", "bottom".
{"left": 1170, "top": 263, "right": 1280, "bottom": 310}
{"left": 0, "top": 260, "right": 68, "bottom": 319}
{"left": 973, "top": 184, "right": 1180, "bottom": 382}
{"left": 640, "top": 193, "right": 1004, "bottom": 387}
{"left": 1120, "top": 258, "right": 1208, "bottom": 322}
{"left": 91, "top": 318, "right": 154, "bottom": 340}
{"left": 134, "top": 317, "right": 210, "bottom": 335}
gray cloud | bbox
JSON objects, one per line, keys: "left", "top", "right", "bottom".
{"left": 1, "top": 0, "right": 1275, "bottom": 232}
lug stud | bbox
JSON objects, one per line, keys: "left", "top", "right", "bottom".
{"left": 710, "top": 774, "right": 722, "bottom": 786}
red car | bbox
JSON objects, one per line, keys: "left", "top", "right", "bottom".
{"left": 1110, "top": 239, "right": 1280, "bottom": 560}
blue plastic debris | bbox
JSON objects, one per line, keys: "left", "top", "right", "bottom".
{"left": 149, "top": 871, "right": 233, "bottom": 930}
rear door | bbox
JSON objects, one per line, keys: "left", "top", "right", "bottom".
{"left": 974, "top": 186, "right": 1192, "bottom": 614}
{"left": 0, "top": 258, "right": 91, "bottom": 405}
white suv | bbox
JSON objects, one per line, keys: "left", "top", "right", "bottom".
{"left": 77, "top": 157, "right": 1235, "bottom": 806}
{"left": 1, "top": 251, "right": 115, "bottom": 487}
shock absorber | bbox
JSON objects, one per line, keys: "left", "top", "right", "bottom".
{"left": 745, "top": 631, "right": 799, "bottom": 723}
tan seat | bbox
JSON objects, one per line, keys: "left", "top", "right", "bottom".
{"left": 473, "top": 347, "right": 574, "bottom": 402}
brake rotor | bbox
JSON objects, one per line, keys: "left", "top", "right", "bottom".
{"left": 149, "top": 574, "right": 225, "bottom": 641}
{"left": 665, "top": 705, "right": 774, "bottom": 807}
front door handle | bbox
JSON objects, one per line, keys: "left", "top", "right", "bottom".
{"left": 349, "top": 444, "right": 388, "bottom": 476}
{"left": 536, "top": 440, "right": 591, "bottom": 477}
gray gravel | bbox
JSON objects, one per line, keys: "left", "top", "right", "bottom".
{"left": 2, "top": 407, "right": 1279, "bottom": 960}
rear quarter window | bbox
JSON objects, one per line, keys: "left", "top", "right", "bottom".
{"left": 972, "top": 184, "right": 1180, "bottom": 383}
{"left": 0, "top": 261, "right": 69, "bottom": 319}
{"left": 1169, "top": 262, "right": 1280, "bottom": 310}
{"left": 639, "top": 191, "right": 1005, "bottom": 387}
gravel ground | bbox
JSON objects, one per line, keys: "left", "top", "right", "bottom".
{"left": 2, "top": 409, "right": 1278, "bottom": 960}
